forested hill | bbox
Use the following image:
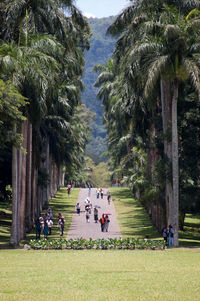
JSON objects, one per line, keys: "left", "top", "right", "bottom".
{"left": 82, "top": 16, "right": 116, "bottom": 162}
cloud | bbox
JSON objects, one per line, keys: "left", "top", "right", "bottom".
{"left": 83, "top": 12, "right": 97, "bottom": 18}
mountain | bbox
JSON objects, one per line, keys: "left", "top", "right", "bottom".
{"left": 82, "top": 16, "right": 116, "bottom": 162}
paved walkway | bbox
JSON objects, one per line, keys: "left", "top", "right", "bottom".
{"left": 67, "top": 188, "right": 121, "bottom": 239}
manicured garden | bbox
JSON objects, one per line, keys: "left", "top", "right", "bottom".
{"left": 1, "top": 187, "right": 200, "bottom": 300}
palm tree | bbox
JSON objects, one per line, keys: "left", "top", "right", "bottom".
{"left": 108, "top": 1, "right": 200, "bottom": 245}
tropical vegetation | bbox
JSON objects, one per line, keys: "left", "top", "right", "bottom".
{"left": 0, "top": 0, "right": 91, "bottom": 245}
{"left": 95, "top": 0, "right": 200, "bottom": 246}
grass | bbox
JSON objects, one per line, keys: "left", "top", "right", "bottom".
{"left": 0, "top": 187, "right": 200, "bottom": 300}
{"left": 0, "top": 200, "right": 12, "bottom": 246}
{"left": 0, "top": 249, "right": 200, "bottom": 301}
{"left": 110, "top": 187, "right": 200, "bottom": 247}
{"left": 0, "top": 187, "right": 80, "bottom": 247}
{"left": 110, "top": 187, "right": 161, "bottom": 239}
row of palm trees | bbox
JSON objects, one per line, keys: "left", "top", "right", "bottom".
{"left": 95, "top": 0, "right": 200, "bottom": 246}
{"left": 0, "top": 0, "right": 91, "bottom": 245}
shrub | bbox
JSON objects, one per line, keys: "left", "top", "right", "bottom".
{"left": 26, "top": 238, "right": 166, "bottom": 250}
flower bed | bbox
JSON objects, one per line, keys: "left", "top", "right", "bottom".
{"left": 25, "top": 238, "right": 166, "bottom": 250}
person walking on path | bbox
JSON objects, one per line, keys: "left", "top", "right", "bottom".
{"left": 100, "top": 188, "right": 104, "bottom": 199}
{"left": 107, "top": 191, "right": 111, "bottom": 205}
{"left": 76, "top": 202, "right": 81, "bottom": 215}
{"left": 94, "top": 207, "right": 98, "bottom": 223}
{"left": 86, "top": 210, "right": 90, "bottom": 223}
{"left": 99, "top": 214, "right": 105, "bottom": 232}
{"left": 104, "top": 215, "right": 110, "bottom": 232}
{"left": 67, "top": 188, "right": 121, "bottom": 240}
{"left": 96, "top": 188, "right": 100, "bottom": 199}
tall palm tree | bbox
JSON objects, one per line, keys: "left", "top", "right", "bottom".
{"left": 108, "top": 1, "right": 200, "bottom": 245}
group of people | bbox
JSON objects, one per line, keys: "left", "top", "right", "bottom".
{"left": 75, "top": 195, "right": 111, "bottom": 233}
{"left": 96, "top": 188, "right": 104, "bottom": 199}
{"left": 35, "top": 208, "right": 66, "bottom": 239}
{"left": 99, "top": 214, "right": 110, "bottom": 232}
{"left": 162, "top": 225, "right": 174, "bottom": 247}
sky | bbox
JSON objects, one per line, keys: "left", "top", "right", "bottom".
{"left": 75, "top": 0, "right": 131, "bottom": 18}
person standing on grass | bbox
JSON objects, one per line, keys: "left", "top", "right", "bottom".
{"left": 58, "top": 216, "right": 65, "bottom": 236}
{"left": 168, "top": 225, "right": 174, "bottom": 247}
{"left": 46, "top": 217, "right": 53, "bottom": 235}
{"left": 162, "top": 227, "right": 168, "bottom": 244}
{"left": 39, "top": 216, "right": 44, "bottom": 234}
{"left": 43, "top": 221, "right": 49, "bottom": 239}
{"left": 67, "top": 184, "right": 71, "bottom": 195}
{"left": 35, "top": 218, "right": 41, "bottom": 239}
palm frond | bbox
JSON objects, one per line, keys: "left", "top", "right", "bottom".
{"left": 183, "top": 57, "right": 200, "bottom": 98}
{"left": 145, "top": 55, "right": 169, "bottom": 98}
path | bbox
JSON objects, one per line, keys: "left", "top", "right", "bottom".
{"left": 67, "top": 188, "right": 121, "bottom": 239}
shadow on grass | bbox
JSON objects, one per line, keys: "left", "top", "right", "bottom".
{"left": 112, "top": 188, "right": 200, "bottom": 246}
{"left": 111, "top": 188, "right": 160, "bottom": 239}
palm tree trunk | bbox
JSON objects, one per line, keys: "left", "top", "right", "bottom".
{"left": 19, "top": 120, "right": 28, "bottom": 240}
{"left": 160, "top": 78, "right": 173, "bottom": 226}
{"left": 10, "top": 127, "right": 19, "bottom": 245}
{"left": 25, "top": 120, "right": 32, "bottom": 231}
{"left": 171, "top": 78, "right": 179, "bottom": 246}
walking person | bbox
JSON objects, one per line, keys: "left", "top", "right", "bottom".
{"left": 76, "top": 202, "right": 81, "bottom": 215}
{"left": 88, "top": 186, "right": 91, "bottom": 196}
{"left": 107, "top": 191, "right": 111, "bottom": 205}
{"left": 46, "top": 217, "right": 53, "bottom": 235}
{"left": 99, "top": 214, "right": 105, "bottom": 232}
{"left": 94, "top": 207, "right": 98, "bottom": 223}
{"left": 67, "top": 184, "right": 71, "bottom": 195}
{"left": 104, "top": 215, "right": 110, "bottom": 232}
{"left": 100, "top": 188, "right": 104, "bottom": 199}
{"left": 86, "top": 210, "right": 90, "bottom": 223}
{"left": 96, "top": 188, "right": 100, "bottom": 199}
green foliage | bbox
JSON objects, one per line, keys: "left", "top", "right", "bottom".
{"left": 0, "top": 79, "right": 27, "bottom": 146}
{"left": 26, "top": 237, "right": 166, "bottom": 250}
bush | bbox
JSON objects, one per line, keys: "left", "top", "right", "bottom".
{"left": 26, "top": 238, "right": 166, "bottom": 250}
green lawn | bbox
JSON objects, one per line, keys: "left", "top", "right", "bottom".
{"left": 0, "top": 249, "right": 200, "bottom": 301}
{"left": 110, "top": 187, "right": 200, "bottom": 247}
{"left": 0, "top": 188, "right": 80, "bottom": 247}
{"left": 1, "top": 187, "right": 200, "bottom": 300}
{"left": 110, "top": 187, "right": 160, "bottom": 239}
